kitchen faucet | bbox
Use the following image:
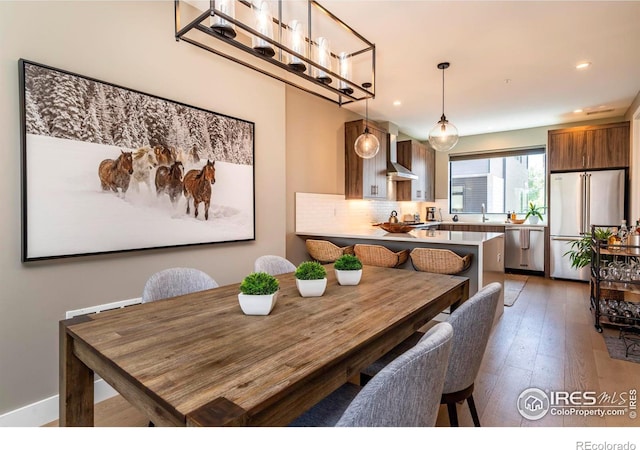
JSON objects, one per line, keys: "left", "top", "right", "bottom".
{"left": 481, "top": 203, "right": 488, "bottom": 222}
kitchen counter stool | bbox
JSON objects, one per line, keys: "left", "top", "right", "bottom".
{"left": 410, "top": 248, "right": 472, "bottom": 275}
{"left": 354, "top": 244, "right": 409, "bottom": 268}
{"left": 306, "top": 239, "right": 354, "bottom": 263}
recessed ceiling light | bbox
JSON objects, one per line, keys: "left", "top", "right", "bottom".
{"left": 576, "top": 61, "right": 592, "bottom": 70}
{"left": 574, "top": 109, "right": 583, "bottom": 113}
{"left": 393, "top": 100, "right": 402, "bottom": 106}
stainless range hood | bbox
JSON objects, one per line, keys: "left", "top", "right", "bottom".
{"left": 381, "top": 122, "right": 418, "bottom": 181}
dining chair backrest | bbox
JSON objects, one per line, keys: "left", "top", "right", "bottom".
{"left": 254, "top": 255, "right": 296, "bottom": 276}
{"left": 336, "top": 321, "right": 453, "bottom": 427}
{"left": 141, "top": 267, "right": 218, "bottom": 303}
{"left": 443, "top": 282, "right": 502, "bottom": 394}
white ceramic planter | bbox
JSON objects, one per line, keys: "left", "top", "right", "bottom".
{"left": 528, "top": 216, "right": 540, "bottom": 225}
{"left": 238, "top": 291, "right": 278, "bottom": 315}
{"left": 335, "top": 269, "right": 362, "bottom": 286}
{"left": 295, "top": 278, "right": 327, "bottom": 297}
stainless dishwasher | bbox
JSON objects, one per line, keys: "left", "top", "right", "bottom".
{"left": 505, "top": 227, "right": 545, "bottom": 272}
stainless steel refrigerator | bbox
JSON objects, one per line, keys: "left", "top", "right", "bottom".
{"left": 550, "top": 169, "right": 626, "bottom": 281}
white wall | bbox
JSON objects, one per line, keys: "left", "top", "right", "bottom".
{"left": 0, "top": 1, "right": 286, "bottom": 416}
{"left": 285, "top": 86, "right": 359, "bottom": 264}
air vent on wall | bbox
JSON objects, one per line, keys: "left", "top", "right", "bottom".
{"left": 586, "top": 108, "right": 615, "bottom": 115}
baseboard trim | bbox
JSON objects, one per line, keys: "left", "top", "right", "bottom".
{"left": 0, "top": 379, "right": 117, "bottom": 427}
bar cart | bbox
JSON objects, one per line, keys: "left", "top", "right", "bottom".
{"left": 589, "top": 225, "right": 640, "bottom": 338}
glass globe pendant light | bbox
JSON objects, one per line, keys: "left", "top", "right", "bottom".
{"left": 354, "top": 82, "right": 380, "bottom": 159}
{"left": 428, "top": 62, "right": 459, "bottom": 152}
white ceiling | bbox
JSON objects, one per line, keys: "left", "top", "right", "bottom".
{"left": 321, "top": 0, "right": 640, "bottom": 140}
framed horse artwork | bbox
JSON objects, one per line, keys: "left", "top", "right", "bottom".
{"left": 19, "top": 59, "right": 255, "bottom": 261}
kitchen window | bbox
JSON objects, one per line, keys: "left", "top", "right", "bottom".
{"left": 449, "top": 147, "right": 546, "bottom": 214}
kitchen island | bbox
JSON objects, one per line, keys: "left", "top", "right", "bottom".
{"left": 296, "top": 226, "right": 505, "bottom": 323}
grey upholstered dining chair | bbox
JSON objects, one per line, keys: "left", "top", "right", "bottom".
{"left": 360, "top": 282, "right": 502, "bottom": 427}
{"left": 141, "top": 267, "right": 218, "bottom": 426}
{"left": 254, "top": 255, "right": 296, "bottom": 276}
{"left": 288, "top": 321, "right": 453, "bottom": 427}
{"left": 440, "top": 281, "right": 501, "bottom": 426}
{"left": 141, "top": 267, "right": 218, "bottom": 303}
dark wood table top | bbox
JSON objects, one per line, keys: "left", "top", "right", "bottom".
{"left": 62, "top": 265, "right": 468, "bottom": 426}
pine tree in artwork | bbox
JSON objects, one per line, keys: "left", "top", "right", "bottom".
{"left": 92, "top": 84, "right": 113, "bottom": 145}
{"left": 144, "top": 96, "right": 170, "bottom": 149}
{"left": 24, "top": 90, "right": 49, "bottom": 136}
{"left": 38, "top": 70, "right": 87, "bottom": 141}
{"left": 111, "top": 92, "right": 134, "bottom": 148}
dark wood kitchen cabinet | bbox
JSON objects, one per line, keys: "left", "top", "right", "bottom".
{"left": 345, "top": 120, "right": 389, "bottom": 199}
{"left": 438, "top": 224, "right": 506, "bottom": 233}
{"left": 548, "top": 121, "right": 630, "bottom": 172}
{"left": 396, "top": 140, "right": 435, "bottom": 202}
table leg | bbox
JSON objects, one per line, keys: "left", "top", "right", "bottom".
{"left": 59, "top": 317, "right": 94, "bottom": 426}
{"left": 449, "top": 279, "right": 470, "bottom": 313}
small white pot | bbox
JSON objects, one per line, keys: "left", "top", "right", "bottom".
{"left": 528, "top": 216, "right": 540, "bottom": 225}
{"left": 295, "top": 278, "right": 327, "bottom": 297}
{"left": 335, "top": 269, "right": 362, "bottom": 286}
{"left": 238, "top": 291, "right": 278, "bottom": 315}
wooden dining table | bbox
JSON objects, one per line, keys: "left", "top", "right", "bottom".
{"left": 59, "top": 265, "right": 469, "bottom": 427}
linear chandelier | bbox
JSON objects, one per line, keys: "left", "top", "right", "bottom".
{"left": 174, "top": 0, "right": 376, "bottom": 105}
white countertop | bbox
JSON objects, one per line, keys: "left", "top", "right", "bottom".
{"left": 296, "top": 226, "right": 504, "bottom": 246}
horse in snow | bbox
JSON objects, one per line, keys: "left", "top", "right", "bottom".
{"left": 183, "top": 160, "right": 216, "bottom": 220}
{"left": 98, "top": 150, "right": 133, "bottom": 197}
{"left": 153, "top": 145, "right": 174, "bottom": 167}
{"left": 189, "top": 145, "right": 200, "bottom": 164}
{"left": 155, "top": 160, "right": 184, "bottom": 206}
{"left": 130, "top": 147, "right": 158, "bottom": 193}
{"left": 169, "top": 146, "right": 189, "bottom": 165}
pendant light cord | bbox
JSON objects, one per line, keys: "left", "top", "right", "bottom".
{"left": 361, "top": 81, "right": 373, "bottom": 134}
{"left": 364, "top": 92, "right": 370, "bottom": 133}
{"left": 441, "top": 66, "right": 445, "bottom": 118}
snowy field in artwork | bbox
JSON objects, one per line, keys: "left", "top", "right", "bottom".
{"left": 26, "top": 134, "right": 254, "bottom": 259}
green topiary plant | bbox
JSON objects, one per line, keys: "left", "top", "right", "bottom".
{"left": 239, "top": 272, "right": 279, "bottom": 295}
{"left": 334, "top": 254, "right": 363, "bottom": 271}
{"left": 295, "top": 261, "right": 327, "bottom": 280}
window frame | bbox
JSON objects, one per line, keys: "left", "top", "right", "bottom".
{"left": 448, "top": 146, "right": 546, "bottom": 215}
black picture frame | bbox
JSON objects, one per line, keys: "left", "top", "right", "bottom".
{"left": 19, "top": 59, "right": 255, "bottom": 262}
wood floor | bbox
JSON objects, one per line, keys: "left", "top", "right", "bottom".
{"left": 46, "top": 275, "right": 640, "bottom": 427}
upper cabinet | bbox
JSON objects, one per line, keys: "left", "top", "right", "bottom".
{"left": 345, "top": 120, "right": 389, "bottom": 199}
{"left": 396, "top": 140, "right": 435, "bottom": 202}
{"left": 548, "top": 121, "right": 630, "bottom": 172}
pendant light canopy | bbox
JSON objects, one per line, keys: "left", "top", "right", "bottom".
{"left": 354, "top": 82, "right": 380, "bottom": 159}
{"left": 428, "top": 62, "right": 459, "bottom": 152}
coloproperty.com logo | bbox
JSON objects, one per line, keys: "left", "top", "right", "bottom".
{"left": 517, "top": 387, "right": 637, "bottom": 420}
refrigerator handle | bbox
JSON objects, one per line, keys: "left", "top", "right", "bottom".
{"left": 586, "top": 173, "right": 591, "bottom": 232}
{"left": 579, "top": 173, "right": 585, "bottom": 234}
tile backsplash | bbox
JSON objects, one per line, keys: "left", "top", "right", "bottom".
{"left": 295, "top": 192, "right": 429, "bottom": 232}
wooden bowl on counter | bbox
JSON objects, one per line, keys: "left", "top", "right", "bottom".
{"left": 510, "top": 218, "right": 526, "bottom": 224}
{"left": 374, "top": 222, "right": 419, "bottom": 233}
